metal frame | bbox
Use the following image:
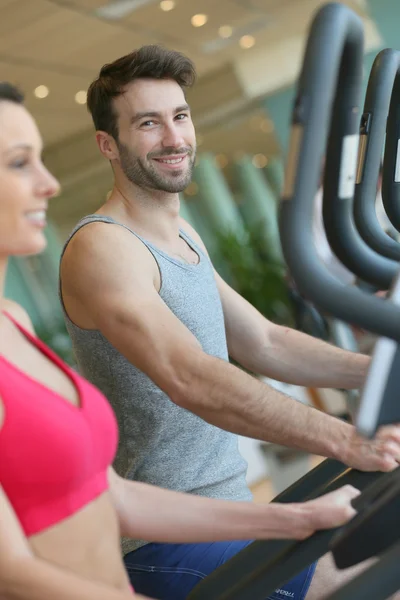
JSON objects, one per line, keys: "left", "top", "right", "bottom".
{"left": 353, "top": 49, "right": 400, "bottom": 260}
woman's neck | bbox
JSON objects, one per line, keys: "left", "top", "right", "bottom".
{"left": 0, "top": 256, "right": 8, "bottom": 306}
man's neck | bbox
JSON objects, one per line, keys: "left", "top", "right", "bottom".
{"left": 99, "top": 182, "right": 182, "bottom": 245}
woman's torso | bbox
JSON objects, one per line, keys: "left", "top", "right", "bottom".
{"left": 0, "top": 304, "right": 131, "bottom": 592}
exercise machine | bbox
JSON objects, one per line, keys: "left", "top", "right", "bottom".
{"left": 353, "top": 49, "right": 400, "bottom": 259}
{"left": 188, "top": 3, "right": 395, "bottom": 599}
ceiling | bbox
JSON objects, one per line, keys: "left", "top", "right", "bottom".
{"left": 0, "top": 0, "right": 380, "bottom": 234}
{"left": 1, "top": 0, "right": 378, "bottom": 156}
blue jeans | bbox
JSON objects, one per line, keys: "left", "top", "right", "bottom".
{"left": 124, "top": 541, "right": 317, "bottom": 600}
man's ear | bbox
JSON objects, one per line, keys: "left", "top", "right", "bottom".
{"left": 96, "top": 131, "right": 119, "bottom": 161}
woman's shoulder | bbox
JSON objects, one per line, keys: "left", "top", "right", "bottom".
{"left": 0, "top": 299, "right": 36, "bottom": 430}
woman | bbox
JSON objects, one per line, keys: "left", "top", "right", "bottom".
{"left": 0, "top": 81, "right": 360, "bottom": 600}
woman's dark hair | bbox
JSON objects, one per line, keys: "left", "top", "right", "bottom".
{"left": 87, "top": 44, "right": 196, "bottom": 140}
{"left": 0, "top": 82, "right": 24, "bottom": 105}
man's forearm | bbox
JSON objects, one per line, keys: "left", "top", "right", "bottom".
{"left": 258, "top": 324, "right": 370, "bottom": 390}
{"left": 171, "top": 353, "right": 352, "bottom": 461}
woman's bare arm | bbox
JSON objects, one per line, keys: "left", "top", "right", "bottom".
{"left": 109, "top": 468, "right": 359, "bottom": 543}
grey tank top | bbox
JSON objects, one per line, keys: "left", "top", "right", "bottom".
{"left": 59, "top": 215, "right": 252, "bottom": 554}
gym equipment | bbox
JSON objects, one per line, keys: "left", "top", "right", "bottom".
{"left": 353, "top": 49, "right": 400, "bottom": 260}
{"left": 281, "top": 6, "right": 400, "bottom": 341}
{"left": 382, "top": 71, "right": 400, "bottom": 233}
{"left": 322, "top": 295, "right": 400, "bottom": 599}
{"left": 188, "top": 4, "right": 389, "bottom": 598}
{"left": 278, "top": 0, "right": 400, "bottom": 596}
{"left": 188, "top": 467, "right": 375, "bottom": 600}
{"left": 326, "top": 540, "right": 400, "bottom": 600}
{"left": 321, "top": 116, "right": 398, "bottom": 291}
{"left": 288, "top": 283, "right": 329, "bottom": 339}
{"left": 308, "top": 45, "right": 400, "bottom": 291}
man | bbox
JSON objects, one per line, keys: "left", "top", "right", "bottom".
{"left": 59, "top": 46, "right": 400, "bottom": 600}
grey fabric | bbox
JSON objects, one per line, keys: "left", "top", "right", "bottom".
{"left": 59, "top": 215, "right": 251, "bottom": 554}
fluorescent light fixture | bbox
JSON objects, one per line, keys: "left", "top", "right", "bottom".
{"left": 96, "top": 0, "right": 158, "bottom": 20}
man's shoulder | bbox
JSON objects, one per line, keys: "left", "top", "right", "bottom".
{"left": 64, "top": 216, "right": 149, "bottom": 263}
{"left": 61, "top": 216, "right": 159, "bottom": 297}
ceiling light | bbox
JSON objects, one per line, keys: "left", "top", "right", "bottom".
{"left": 239, "top": 35, "right": 255, "bottom": 49}
{"left": 160, "top": 0, "right": 175, "bottom": 10}
{"left": 34, "top": 85, "right": 49, "bottom": 99}
{"left": 191, "top": 14, "right": 208, "bottom": 27}
{"left": 252, "top": 154, "right": 268, "bottom": 168}
{"left": 218, "top": 25, "right": 233, "bottom": 38}
{"left": 185, "top": 182, "right": 199, "bottom": 196}
{"left": 75, "top": 90, "right": 87, "bottom": 105}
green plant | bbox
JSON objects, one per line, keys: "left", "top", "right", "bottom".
{"left": 213, "top": 222, "right": 295, "bottom": 327}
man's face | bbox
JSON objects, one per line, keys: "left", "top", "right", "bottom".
{"left": 113, "top": 78, "right": 196, "bottom": 193}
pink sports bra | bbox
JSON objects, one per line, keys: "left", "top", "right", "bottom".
{"left": 0, "top": 312, "right": 119, "bottom": 536}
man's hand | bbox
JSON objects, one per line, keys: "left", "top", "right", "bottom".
{"left": 293, "top": 485, "right": 360, "bottom": 540}
{"left": 343, "top": 425, "right": 400, "bottom": 472}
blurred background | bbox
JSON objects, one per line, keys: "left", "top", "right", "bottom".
{"left": 2, "top": 0, "right": 397, "bottom": 496}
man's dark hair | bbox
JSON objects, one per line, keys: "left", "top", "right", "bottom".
{"left": 87, "top": 45, "right": 196, "bottom": 140}
{"left": 0, "top": 82, "right": 24, "bottom": 105}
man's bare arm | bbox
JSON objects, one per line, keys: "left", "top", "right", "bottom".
{"left": 216, "top": 273, "right": 369, "bottom": 389}
{"left": 60, "top": 222, "right": 400, "bottom": 473}
{"left": 181, "top": 218, "right": 369, "bottom": 390}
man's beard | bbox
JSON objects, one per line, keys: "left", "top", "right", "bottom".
{"left": 117, "top": 141, "right": 196, "bottom": 193}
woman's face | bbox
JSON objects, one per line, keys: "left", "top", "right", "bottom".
{"left": 0, "top": 101, "right": 60, "bottom": 258}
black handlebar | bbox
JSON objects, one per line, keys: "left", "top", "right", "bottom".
{"left": 279, "top": 4, "right": 400, "bottom": 338}
{"left": 330, "top": 467, "right": 400, "bottom": 570}
{"left": 353, "top": 49, "right": 400, "bottom": 260}
{"left": 187, "top": 468, "right": 378, "bottom": 600}
{"left": 382, "top": 70, "right": 400, "bottom": 232}
{"left": 325, "top": 540, "right": 400, "bottom": 600}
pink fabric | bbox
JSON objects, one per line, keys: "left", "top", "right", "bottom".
{"left": 0, "top": 311, "right": 119, "bottom": 536}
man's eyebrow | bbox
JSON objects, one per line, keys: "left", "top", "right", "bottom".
{"left": 131, "top": 104, "right": 191, "bottom": 124}
{"left": 174, "top": 104, "right": 190, "bottom": 114}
